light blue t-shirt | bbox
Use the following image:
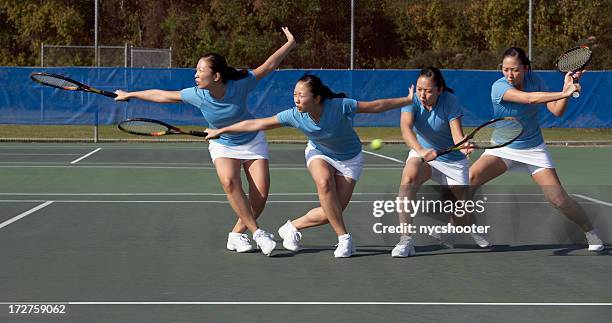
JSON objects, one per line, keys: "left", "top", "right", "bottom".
{"left": 401, "top": 91, "right": 465, "bottom": 163}
{"left": 180, "top": 71, "right": 259, "bottom": 146}
{"left": 276, "top": 98, "right": 362, "bottom": 161}
{"left": 491, "top": 73, "right": 548, "bottom": 149}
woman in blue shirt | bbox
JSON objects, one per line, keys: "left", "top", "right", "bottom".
{"left": 391, "top": 67, "right": 488, "bottom": 258}
{"left": 114, "top": 28, "right": 296, "bottom": 257}
{"left": 469, "top": 47, "right": 603, "bottom": 252}
{"left": 204, "top": 74, "right": 413, "bottom": 258}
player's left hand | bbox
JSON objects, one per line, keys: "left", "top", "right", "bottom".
{"left": 407, "top": 84, "right": 414, "bottom": 102}
{"left": 460, "top": 141, "right": 474, "bottom": 156}
{"left": 281, "top": 27, "right": 295, "bottom": 45}
{"left": 420, "top": 149, "right": 437, "bottom": 162}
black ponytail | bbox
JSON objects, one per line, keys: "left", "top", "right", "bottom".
{"left": 418, "top": 66, "right": 454, "bottom": 93}
{"left": 297, "top": 74, "right": 346, "bottom": 101}
{"left": 201, "top": 53, "right": 249, "bottom": 83}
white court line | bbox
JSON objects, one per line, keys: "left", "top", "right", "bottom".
{"left": 70, "top": 148, "right": 101, "bottom": 164}
{"left": 0, "top": 153, "right": 82, "bottom": 156}
{"left": 0, "top": 301, "right": 610, "bottom": 306}
{"left": 0, "top": 192, "right": 549, "bottom": 196}
{"left": 0, "top": 200, "right": 568, "bottom": 204}
{"left": 573, "top": 194, "right": 612, "bottom": 208}
{"left": 0, "top": 200, "right": 366, "bottom": 204}
{"left": 362, "top": 150, "right": 404, "bottom": 164}
{"left": 0, "top": 165, "right": 402, "bottom": 170}
{"left": 0, "top": 201, "right": 54, "bottom": 229}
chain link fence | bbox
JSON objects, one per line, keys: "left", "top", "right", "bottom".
{"left": 41, "top": 44, "right": 172, "bottom": 68}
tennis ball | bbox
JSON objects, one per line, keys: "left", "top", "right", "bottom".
{"left": 370, "top": 139, "right": 384, "bottom": 150}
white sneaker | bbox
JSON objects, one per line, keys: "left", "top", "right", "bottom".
{"left": 470, "top": 232, "right": 491, "bottom": 248}
{"left": 278, "top": 220, "right": 302, "bottom": 252}
{"left": 226, "top": 232, "right": 254, "bottom": 253}
{"left": 253, "top": 229, "right": 276, "bottom": 256}
{"left": 391, "top": 235, "right": 415, "bottom": 257}
{"left": 334, "top": 234, "right": 356, "bottom": 258}
{"left": 586, "top": 229, "right": 604, "bottom": 252}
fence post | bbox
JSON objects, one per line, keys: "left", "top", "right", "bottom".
{"left": 350, "top": 0, "right": 354, "bottom": 70}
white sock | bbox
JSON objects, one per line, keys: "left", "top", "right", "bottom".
{"left": 585, "top": 229, "right": 602, "bottom": 243}
{"left": 399, "top": 235, "right": 412, "bottom": 242}
{"left": 285, "top": 220, "right": 297, "bottom": 231}
{"left": 338, "top": 233, "right": 351, "bottom": 241}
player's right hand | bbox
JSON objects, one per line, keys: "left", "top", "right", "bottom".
{"left": 204, "top": 128, "right": 221, "bottom": 140}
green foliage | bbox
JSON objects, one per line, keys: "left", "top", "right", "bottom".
{"left": 0, "top": 0, "right": 609, "bottom": 69}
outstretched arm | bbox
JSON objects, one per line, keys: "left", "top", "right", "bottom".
{"left": 114, "top": 89, "right": 182, "bottom": 103}
{"left": 204, "top": 116, "right": 283, "bottom": 140}
{"left": 502, "top": 72, "right": 580, "bottom": 116}
{"left": 252, "top": 27, "right": 297, "bottom": 80}
{"left": 356, "top": 85, "right": 414, "bottom": 114}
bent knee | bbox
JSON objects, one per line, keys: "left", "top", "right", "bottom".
{"left": 469, "top": 172, "right": 486, "bottom": 186}
{"left": 400, "top": 174, "right": 424, "bottom": 187}
{"left": 219, "top": 177, "right": 241, "bottom": 193}
{"left": 314, "top": 177, "right": 334, "bottom": 192}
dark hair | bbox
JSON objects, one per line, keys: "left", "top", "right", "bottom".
{"left": 418, "top": 66, "right": 454, "bottom": 93}
{"left": 297, "top": 74, "right": 347, "bottom": 101}
{"left": 201, "top": 53, "right": 249, "bottom": 83}
{"left": 501, "top": 47, "right": 531, "bottom": 70}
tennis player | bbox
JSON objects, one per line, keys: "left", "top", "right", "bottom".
{"left": 391, "top": 67, "right": 489, "bottom": 258}
{"left": 114, "top": 27, "right": 297, "bottom": 256}
{"left": 204, "top": 74, "right": 413, "bottom": 258}
{"left": 469, "top": 47, "right": 603, "bottom": 252}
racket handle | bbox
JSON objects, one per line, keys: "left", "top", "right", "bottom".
{"left": 571, "top": 77, "right": 580, "bottom": 98}
{"left": 100, "top": 90, "right": 118, "bottom": 98}
{"left": 189, "top": 130, "right": 208, "bottom": 137}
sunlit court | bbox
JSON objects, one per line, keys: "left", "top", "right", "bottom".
{"left": 1, "top": 1, "right": 610, "bottom": 322}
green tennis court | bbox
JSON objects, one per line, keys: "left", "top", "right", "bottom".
{"left": 0, "top": 143, "right": 610, "bottom": 322}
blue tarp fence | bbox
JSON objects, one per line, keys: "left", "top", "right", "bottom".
{"left": 1, "top": 67, "right": 610, "bottom": 127}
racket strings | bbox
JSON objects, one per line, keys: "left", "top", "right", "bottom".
{"left": 32, "top": 75, "right": 79, "bottom": 89}
{"left": 557, "top": 48, "right": 591, "bottom": 72}
{"left": 120, "top": 120, "right": 168, "bottom": 135}
{"left": 471, "top": 120, "right": 523, "bottom": 148}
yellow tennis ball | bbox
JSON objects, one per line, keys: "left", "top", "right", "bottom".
{"left": 370, "top": 139, "right": 384, "bottom": 150}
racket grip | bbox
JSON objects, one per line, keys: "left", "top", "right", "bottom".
{"left": 571, "top": 78, "right": 580, "bottom": 98}
{"left": 189, "top": 131, "right": 208, "bottom": 137}
{"left": 100, "top": 90, "right": 118, "bottom": 98}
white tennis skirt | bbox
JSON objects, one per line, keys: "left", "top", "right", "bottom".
{"left": 208, "top": 131, "right": 269, "bottom": 163}
{"left": 407, "top": 150, "right": 469, "bottom": 185}
{"left": 305, "top": 142, "right": 363, "bottom": 181}
{"left": 482, "top": 142, "right": 555, "bottom": 175}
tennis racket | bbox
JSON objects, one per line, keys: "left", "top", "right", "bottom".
{"left": 435, "top": 117, "right": 523, "bottom": 159}
{"left": 118, "top": 118, "right": 208, "bottom": 137}
{"left": 555, "top": 46, "right": 592, "bottom": 98}
{"left": 30, "top": 72, "right": 118, "bottom": 98}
